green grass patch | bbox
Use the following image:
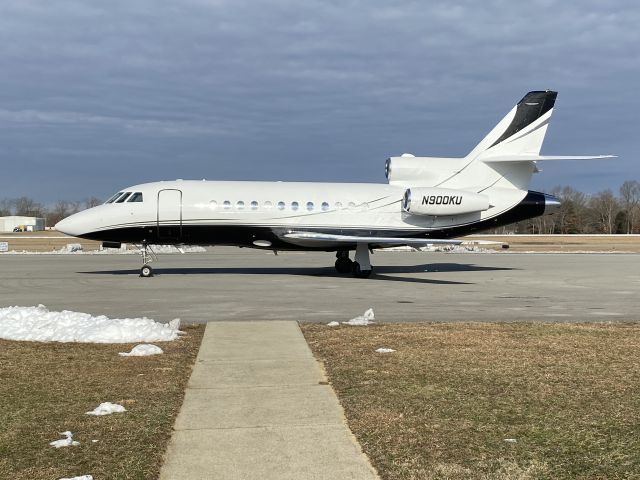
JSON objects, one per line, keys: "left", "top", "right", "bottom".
{"left": 0, "top": 324, "right": 204, "bottom": 479}
{"left": 302, "top": 322, "right": 640, "bottom": 480}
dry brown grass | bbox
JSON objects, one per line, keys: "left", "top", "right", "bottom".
{"left": 302, "top": 323, "right": 640, "bottom": 480}
{"left": 469, "top": 235, "right": 640, "bottom": 252}
{"left": 0, "top": 231, "right": 100, "bottom": 252}
{"left": 0, "top": 324, "right": 204, "bottom": 479}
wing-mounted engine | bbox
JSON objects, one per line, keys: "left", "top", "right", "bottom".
{"left": 402, "top": 187, "right": 490, "bottom": 216}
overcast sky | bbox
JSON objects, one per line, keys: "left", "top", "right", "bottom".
{"left": 1, "top": 0, "right": 638, "bottom": 203}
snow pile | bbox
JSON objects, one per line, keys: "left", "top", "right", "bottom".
{"left": 63, "top": 243, "right": 83, "bottom": 253}
{"left": 86, "top": 402, "right": 126, "bottom": 416}
{"left": 343, "top": 308, "right": 375, "bottom": 326}
{"left": 50, "top": 431, "right": 79, "bottom": 448}
{"left": 375, "top": 348, "right": 396, "bottom": 353}
{"left": 0, "top": 305, "right": 182, "bottom": 343}
{"left": 150, "top": 245, "right": 207, "bottom": 254}
{"left": 1, "top": 244, "right": 207, "bottom": 255}
{"left": 59, "top": 476, "right": 93, "bottom": 480}
{"left": 326, "top": 321, "right": 340, "bottom": 327}
{"left": 119, "top": 344, "right": 164, "bottom": 356}
{"left": 376, "top": 244, "right": 496, "bottom": 254}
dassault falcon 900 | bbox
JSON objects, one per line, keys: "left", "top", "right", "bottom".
{"left": 55, "top": 91, "right": 613, "bottom": 278}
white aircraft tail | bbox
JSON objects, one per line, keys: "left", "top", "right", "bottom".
{"left": 386, "top": 91, "right": 613, "bottom": 191}
{"left": 468, "top": 90, "right": 557, "bottom": 161}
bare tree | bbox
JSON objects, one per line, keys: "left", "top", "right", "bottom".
{"left": 13, "top": 197, "right": 44, "bottom": 217}
{"left": 619, "top": 181, "right": 640, "bottom": 234}
{"left": 589, "top": 190, "right": 619, "bottom": 234}
{"left": 84, "top": 196, "right": 103, "bottom": 209}
{"left": 0, "top": 198, "right": 12, "bottom": 216}
{"left": 46, "top": 200, "right": 73, "bottom": 226}
{"left": 550, "top": 186, "right": 589, "bottom": 233}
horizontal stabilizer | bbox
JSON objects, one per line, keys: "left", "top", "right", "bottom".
{"left": 481, "top": 154, "right": 616, "bottom": 163}
{"left": 283, "top": 231, "right": 462, "bottom": 246}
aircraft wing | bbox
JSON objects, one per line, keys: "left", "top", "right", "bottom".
{"left": 282, "top": 231, "right": 463, "bottom": 246}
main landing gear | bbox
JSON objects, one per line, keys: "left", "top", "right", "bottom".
{"left": 138, "top": 243, "right": 158, "bottom": 278}
{"left": 334, "top": 243, "right": 373, "bottom": 278}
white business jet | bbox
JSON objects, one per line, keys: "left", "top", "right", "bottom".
{"left": 56, "top": 91, "right": 612, "bottom": 278}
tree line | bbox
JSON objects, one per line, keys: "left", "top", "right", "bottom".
{"left": 1, "top": 180, "right": 639, "bottom": 234}
{"left": 0, "top": 197, "right": 102, "bottom": 227}
{"left": 491, "top": 181, "right": 640, "bottom": 234}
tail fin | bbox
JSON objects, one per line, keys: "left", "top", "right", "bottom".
{"left": 467, "top": 90, "right": 557, "bottom": 160}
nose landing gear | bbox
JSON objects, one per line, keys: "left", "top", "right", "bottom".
{"left": 138, "top": 243, "right": 158, "bottom": 277}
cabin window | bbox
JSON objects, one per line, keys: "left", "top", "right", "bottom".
{"left": 335, "top": 201, "right": 343, "bottom": 209}
{"left": 250, "top": 201, "right": 258, "bottom": 210}
{"left": 347, "top": 202, "right": 356, "bottom": 210}
{"left": 321, "top": 202, "right": 330, "bottom": 211}
{"left": 291, "top": 201, "right": 299, "bottom": 211}
{"left": 209, "top": 200, "right": 218, "bottom": 210}
{"left": 223, "top": 201, "right": 231, "bottom": 209}
{"left": 128, "top": 192, "right": 143, "bottom": 202}
{"left": 306, "top": 202, "right": 314, "bottom": 211}
{"left": 116, "top": 192, "right": 132, "bottom": 203}
{"left": 264, "top": 201, "right": 273, "bottom": 209}
{"left": 106, "top": 192, "right": 123, "bottom": 204}
{"left": 236, "top": 201, "right": 245, "bottom": 210}
{"left": 277, "top": 201, "right": 285, "bottom": 210}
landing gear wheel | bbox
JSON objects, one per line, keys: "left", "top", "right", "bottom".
{"left": 335, "top": 257, "right": 353, "bottom": 274}
{"left": 140, "top": 264, "right": 154, "bottom": 278}
{"left": 351, "top": 262, "right": 372, "bottom": 278}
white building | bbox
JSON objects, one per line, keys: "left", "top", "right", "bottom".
{"left": 0, "top": 216, "right": 46, "bottom": 232}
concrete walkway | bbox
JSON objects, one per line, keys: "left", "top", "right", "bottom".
{"left": 160, "top": 321, "right": 379, "bottom": 480}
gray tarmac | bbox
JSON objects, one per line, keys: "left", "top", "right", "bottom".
{"left": 1, "top": 248, "right": 638, "bottom": 323}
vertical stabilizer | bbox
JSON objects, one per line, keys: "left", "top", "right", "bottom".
{"left": 468, "top": 91, "right": 557, "bottom": 160}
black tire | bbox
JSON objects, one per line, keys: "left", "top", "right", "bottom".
{"left": 140, "top": 265, "right": 154, "bottom": 278}
{"left": 351, "top": 261, "right": 372, "bottom": 278}
{"left": 335, "top": 257, "right": 353, "bottom": 274}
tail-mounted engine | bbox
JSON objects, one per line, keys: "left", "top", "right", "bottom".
{"left": 402, "top": 188, "right": 490, "bottom": 216}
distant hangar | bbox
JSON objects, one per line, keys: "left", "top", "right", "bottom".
{"left": 0, "top": 216, "right": 45, "bottom": 232}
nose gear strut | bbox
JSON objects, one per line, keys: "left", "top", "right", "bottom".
{"left": 137, "top": 243, "right": 158, "bottom": 277}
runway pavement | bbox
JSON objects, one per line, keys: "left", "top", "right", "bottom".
{"left": 1, "top": 248, "right": 638, "bottom": 323}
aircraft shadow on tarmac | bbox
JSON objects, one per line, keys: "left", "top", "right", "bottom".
{"left": 79, "top": 263, "right": 515, "bottom": 285}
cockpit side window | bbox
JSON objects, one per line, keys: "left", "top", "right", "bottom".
{"left": 116, "top": 192, "right": 132, "bottom": 203}
{"left": 128, "top": 192, "right": 143, "bottom": 202}
{"left": 106, "top": 192, "right": 124, "bottom": 204}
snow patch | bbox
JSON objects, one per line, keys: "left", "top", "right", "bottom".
{"left": 504, "top": 438, "right": 517, "bottom": 443}
{"left": 59, "top": 476, "right": 93, "bottom": 480}
{"left": 326, "top": 321, "right": 340, "bottom": 327}
{"left": 0, "top": 305, "right": 182, "bottom": 343}
{"left": 343, "top": 308, "right": 375, "bottom": 326}
{"left": 50, "top": 431, "right": 79, "bottom": 448}
{"left": 375, "top": 348, "right": 396, "bottom": 353}
{"left": 85, "top": 402, "right": 126, "bottom": 416}
{"left": 1, "top": 244, "right": 207, "bottom": 255}
{"left": 64, "top": 243, "right": 83, "bottom": 253}
{"left": 119, "top": 344, "right": 164, "bottom": 356}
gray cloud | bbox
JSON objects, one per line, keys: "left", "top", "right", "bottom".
{"left": 0, "top": 0, "right": 638, "bottom": 202}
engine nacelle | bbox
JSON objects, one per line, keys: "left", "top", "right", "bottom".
{"left": 402, "top": 188, "right": 490, "bottom": 216}
{"left": 385, "top": 155, "right": 468, "bottom": 185}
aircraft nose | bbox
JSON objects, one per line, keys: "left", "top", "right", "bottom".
{"left": 55, "top": 213, "right": 84, "bottom": 236}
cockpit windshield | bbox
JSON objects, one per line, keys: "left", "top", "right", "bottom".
{"left": 105, "top": 191, "right": 144, "bottom": 204}
{"left": 116, "top": 192, "right": 132, "bottom": 203}
{"left": 105, "top": 192, "right": 124, "bottom": 204}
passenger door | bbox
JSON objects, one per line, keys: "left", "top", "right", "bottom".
{"left": 157, "top": 189, "right": 182, "bottom": 241}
